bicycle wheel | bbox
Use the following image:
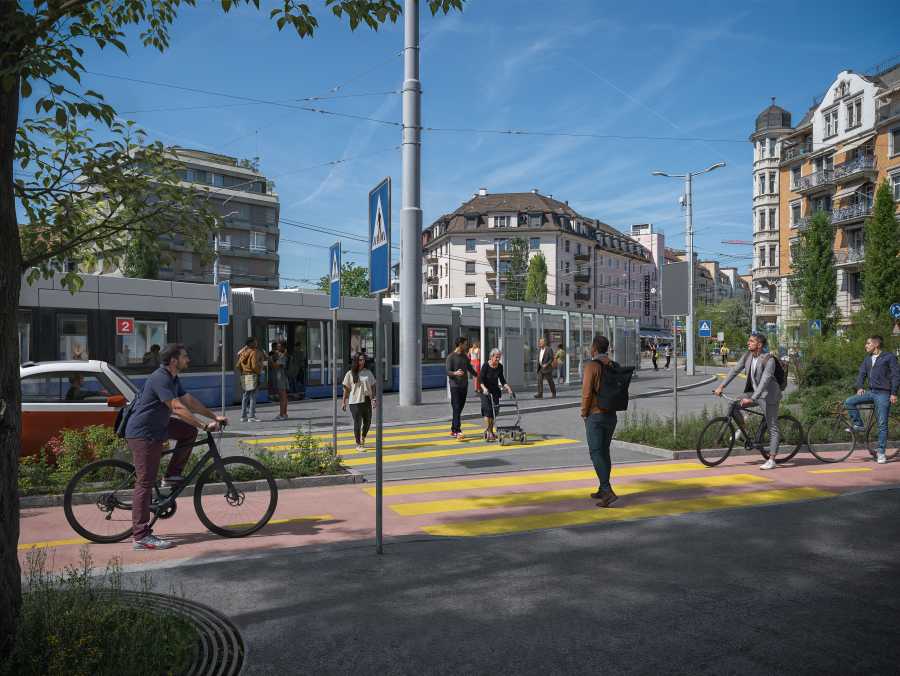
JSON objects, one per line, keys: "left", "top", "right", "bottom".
{"left": 806, "top": 415, "right": 855, "bottom": 463}
{"left": 760, "top": 415, "right": 804, "bottom": 463}
{"left": 193, "top": 456, "right": 278, "bottom": 537}
{"left": 696, "top": 417, "right": 735, "bottom": 467}
{"left": 64, "top": 458, "right": 145, "bottom": 544}
{"left": 866, "top": 413, "right": 900, "bottom": 460}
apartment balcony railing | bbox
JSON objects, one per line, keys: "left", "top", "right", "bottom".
{"left": 756, "top": 302, "right": 779, "bottom": 316}
{"left": 834, "top": 247, "right": 865, "bottom": 267}
{"left": 794, "top": 169, "right": 835, "bottom": 194}
{"left": 574, "top": 252, "right": 591, "bottom": 262}
{"left": 833, "top": 155, "right": 876, "bottom": 182}
{"left": 832, "top": 203, "right": 872, "bottom": 225}
{"left": 574, "top": 270, "right": 590, "bottom": 284}
{"left": 574, "top": 289, "right": 591, "bottom": 302}
{"left": 782, "top": 143, "right": 813, "bottom": 161}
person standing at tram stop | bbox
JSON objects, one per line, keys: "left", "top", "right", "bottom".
{"left": 650, "top": 344, "right": 659, "bottom": 371}
{"left": 664, "top": 344, "right": 672, "bottom": 369}
{"left": 581, "top": 335, "right": 619, "bottom": 508}
{"left": 125, "top": 343, "right": 227, "bottom": 550}
{"left": 342, "top": 353, "right": 376, "bottom": 452}
{"left": 270, "top": 341, "right": 290, "bottom": 421}
{"left": 468, "top": 340, "right": 481, "bottom": 394}
{"left": 535, "top": 337, "right": 557, "bottom": 399}
{"left": 555, "top": 343, "right": 566, "bottom": 387}
{"left": 237, "top": 337, "right": 263, "bottom": 423}
{"left": 446, "top": 337, "right": 478, "bottom": 440}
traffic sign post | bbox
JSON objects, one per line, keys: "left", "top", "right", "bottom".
{"left": 698, "top": 320, "right": 712, "bottom": 337}
{"left": 329, "top": 243, "right": 341, "bottom": 457}
{"left": 368, "top": 178, "right": 391, "bottom": 555}
{"left": 890, "top": 303, "right": 900, "bottom": 319}
{"left": 217, "top": 281, "right": 231, "bottom": 418}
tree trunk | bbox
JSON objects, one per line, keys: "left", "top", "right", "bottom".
{"left": 0, "top": 0, "right": 23, "bottom": 652}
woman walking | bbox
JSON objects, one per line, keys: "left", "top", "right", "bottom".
{"left": 555, "top": 343, "right": 566, "bottom": 387}
{"left": 342, "top": 353, "right": 376, "bottom": 451}
{"left": 270, "top": 341, "right": 289, "bottom": 421}
{"left": 479, "top": 348, "right": 513, "bottom": 441}
{"left": 469, "top": 341, "right": 481, "bottom": 393}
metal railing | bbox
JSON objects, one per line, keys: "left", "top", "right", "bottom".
{"left": 832, "top": 202, "right": 872, "bottom": 224}
{"left": 834, "top": 247, "right": 865, "bottom": 265}
{"left": 795, "top": 169, "right": 834, "bottom": 192}
{"left": 783, "top": 143, "right": 813, "bottom": 161}
{"left": 833, "top": 155, "right": 875, "bottom": 181}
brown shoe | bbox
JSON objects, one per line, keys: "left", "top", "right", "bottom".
{"left": 596, "top": 488, "right": 618, "bottom": 508}
{"left": 589, "top": 488, "right": 603, "bottom": 499}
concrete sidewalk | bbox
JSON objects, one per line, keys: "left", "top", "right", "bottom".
{"left": 223, "top": 365, "right": 719, "bottom": 436}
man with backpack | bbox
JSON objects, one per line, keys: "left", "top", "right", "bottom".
{"left": 581, "top": 335, "right": 634, "bottom": 507}
{"left": 714, "top": 332, "right": 785, "bottom": 470}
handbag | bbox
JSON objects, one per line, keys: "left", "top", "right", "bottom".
{"left": 241, "top": 374, "right": 259, "bottom": 391}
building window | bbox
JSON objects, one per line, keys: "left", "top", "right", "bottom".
{"left": 423, "top": 326, "right": 448, "bottom": 361}
{"left": 891, "top": 172, "right": 900, "bottom": 201}
{"left": 178, "top": 317, "right": 218, "bottom": 367}
{"left": 465, "top": 238, "right": 476, "bottom": 252}
{"left": 529, "top": 237, "right": 540, "bottom": 250}
{"left": 846, "top": 98, "right": 862, "bottom": 130}
{"left": 768, "top": 208, "right": 776, "bottom": 230}
{"left": 791, "top": 165, "right": 801, "bottom": 189}
{"left": 758, "top": 175, "right": 765, "bottom": 196}
{"left": 565, "top": 284, "right": 570, "bottom": 296}
{"left": 791, "top": 202, "right": 801, "bottom": 226}
{"left": 528, "top": 213, "right": 542, "bottom": 227}
{"left": 824, "top": 108, "right": 839, "bottom": 137}
{"left": 57, "top": 314, "right": 89, "bottom": 361}
{"left": 565, "top": 261, "right": 570, "bottom": 273}
{"left": 759, "top": 246, "right": 766, "bottom": 268}
{"left": 768, "top": 138, "right": 776, "bottom": 158}
{"left": 564, "top": 239, "right": 570, "bottom": 253}
{"left": 465, "top": 283, "right": 476, "bottom": 297}
{"left": 465, "top": 215, "right": 478, "bottom": 229}
{"left": 769, "top": 245, "right": 777, "bottom": 268}
{"left": 115, "top": 319, "right": 168, "bottom": 368}
{"left": 250, "top": 231, "right": 266, "bottom": 252}
{"left": 768, "top": 172, "right": 775, "bottom": 194}
{"left": 465, "top": 261, "right": 476, "bottom": 274}
{"left": 890, "top": 127, "right": 900, "bottom": 157}
{"left": 493, "top": 215, "right": 509, "bottom": 228}
{"left": 758, "top": 210, "right": 766, "bottom": 231}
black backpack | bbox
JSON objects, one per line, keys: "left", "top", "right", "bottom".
{"left": 763, "top": 354, "right": 788, "bottom": 391}
{"left": 114, "top": 390, "right": 140, "bottom": 438}
{"left": 593, "top": 358, "right": 634, "bottom": 412}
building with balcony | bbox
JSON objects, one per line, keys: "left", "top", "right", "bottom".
{"left": 421, "top": 189, "right": 665, "bottom": 330}
{"left": 750, "top": 62, "right": 900, "bottom": 340}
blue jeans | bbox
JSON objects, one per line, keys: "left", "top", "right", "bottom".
{"left": 241, "top": 388, "right": 258, "bottom": 419}
{"left": 584, "top": 412, "right": 618, "bottom": 490}
{"left": 845, "top": 390, "right": 891, "bottom": 454}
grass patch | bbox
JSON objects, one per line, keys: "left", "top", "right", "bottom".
{"left": 3, "top": 549, "right": 197, "bottom": 676}
{"left": 615, "top": 406, "right": 727, "bottom": 451}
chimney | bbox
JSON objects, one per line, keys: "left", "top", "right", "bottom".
{"left": 478, "top": 187, "right": 488, "bottom": 197}
{"left": 532, "top": 188, "right": 539, "bottom": 194}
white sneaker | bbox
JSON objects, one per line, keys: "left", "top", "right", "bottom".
{"left": 759, "top": 458, "right": 777, "bottom": 470}
{"left": 876, "top": 453, "right": 887, "bottom": 464}
{"left": 355, "top": 444, "right": 366, "bottom": 452}
{"left": 133, "top": 534, "right": 175, "bottom": 550}
{"left": 240, "top": 417, "right": 248, "bottom": 423}
{"left": 248, "top": 417, "right": 260, "bottom": 423}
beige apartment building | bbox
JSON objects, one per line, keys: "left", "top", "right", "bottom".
{"left": 750, "top": 63, "right": 900, "bottom": 340}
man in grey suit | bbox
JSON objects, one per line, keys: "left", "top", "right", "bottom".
{"left": 713, "top": 332, "right": 783, "bottom": 470}
{"left": 534, "top": 338, "right": 557, "bottom": 398}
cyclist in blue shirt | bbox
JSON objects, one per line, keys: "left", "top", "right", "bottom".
{"left": 844, "top": 335, "right": 899, "bottom": 464}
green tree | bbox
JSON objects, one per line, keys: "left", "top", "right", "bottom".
{"left": 0, "top": 0, "right": 464, "bottom": 653}
{"left": 501, "top": 237, "right": 529, "bottom": 301}
{"left": 862, "top": 180, "right": 900, "bottom": 324}
{"left": 524, "top": 251, "right": 548, "bottom": 304}
{"left": 788, "top": 210, "right": 838, "bottom": 334}
{"left": 122, "top": 230, "right": 163, "bottom": 279}
{"left": 695, "top": 298, "right": 751, "bottom": 360}
{"left": 317, "top": 262, "right": 369, "bottom": 297}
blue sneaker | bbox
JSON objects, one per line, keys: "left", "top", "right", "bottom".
{"left": 133, "top": 534, "right": 175, "bottom": 550}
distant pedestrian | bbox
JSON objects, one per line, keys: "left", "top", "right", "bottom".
{"left": 270, "top": 341, "right": 289, "bottom": 421}
{"left": 142, "top": 344, "right": 161, "bottom": 368}
{"left": 535, "top": 338, "right": 557, "bottom": 399}
{"left": 237, "top": 337, "right": 263, "bottom": 422}
{"left": 651, "top": 344, "right": 659, "bottom": 371}
{"left": 844, "top": 335, "right": 899, "bottom": 464}
{"left": 555, "top": 343, "right": 566, "bottom": 386}
{"left": 342, "top": 353, "right": 376, "bottom": 451}
{"left": 446, "top": 337, "right": 478, "bottom": 440}
{"left": 469, "top": 341, "right": 481, "bottom": 394}
{"left": 581, "top": 335, "right": 618, "bottom": 508}
{"left": 720, "top": 344, "right": 730, "bottom": 366}
{"left": 664, "top": 344, "right": 672, "bottom": 369}
{"left": 479, "top": 348, "right": 512, "bottom": 441}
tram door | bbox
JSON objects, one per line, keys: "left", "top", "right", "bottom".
{"left": 290, "top": 324, "right": 308, "bottom": 397}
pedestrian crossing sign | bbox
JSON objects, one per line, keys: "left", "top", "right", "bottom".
{"left": 368, "top": 177, "right": 391, "bottom": 294}
{"left": 698, "top": 320, "right": 712, "bottom": 337}
{"left": 329, "top": 242, "right": 341, "bottom": 311}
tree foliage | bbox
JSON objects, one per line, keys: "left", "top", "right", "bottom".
{"left": 788, "top": 210, "right": 837, "bottom": 334}
{"left": 317, "top": 262, "right": 369, "bottom": 297}
{"left": 862, "top": 180, "right": 900, "bottom": 324}
{"left": 524, "top": 251, "right": 548, "bottom": 304}
{"left": 501, "top": 237, "right": 530, "bottom": 301}
{"left": 695, "top": 298, "right": 751, "bottom": 359}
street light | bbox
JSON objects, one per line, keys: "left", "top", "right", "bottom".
{"left": 651, "top": 161, "right": 726, "bottom": 375}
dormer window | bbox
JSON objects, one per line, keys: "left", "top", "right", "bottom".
{"left": 528, "top": 213, "right": 542, "bottom": 227}
{"left": 465, "top": 215, "right": 478, "bottom": 229}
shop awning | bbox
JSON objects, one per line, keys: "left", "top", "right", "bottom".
{"left": 840, "top": 133, "right": 875, "bottom": 154}
{"left": 833, "top": 179, "right": 869, "bottom": 200}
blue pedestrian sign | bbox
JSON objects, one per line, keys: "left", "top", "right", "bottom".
{"left": 368, "top": 177, "right": 391, "bottom": 294}
{"left": 809, "top": 319, "right": 822, "bottom": 334}
{"left": 329, "top": 242, "right": 341, "bottom": 311}
{"left": 217, "top": 280, "right": 230, "bottom": 326}
{"left": 890, "top": 303, "right": 900, "bottom": 319}
{"left": 698, "top": 320, "right": 712, "bottom": 337}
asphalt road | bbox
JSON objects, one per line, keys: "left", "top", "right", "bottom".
{"left": 127, "top": 485, "right": 900, "bottom": 675}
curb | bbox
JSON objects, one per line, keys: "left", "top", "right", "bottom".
{"left": 18, "top": 468, "right": 366, "bottom": 509}
{"left": 611, "top": 441, "right": 770, "bottom": 461}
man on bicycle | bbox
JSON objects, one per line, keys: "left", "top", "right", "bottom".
{"left": 713, "top": 332, "right": 782, "bottom": 470}
{"left": 124, "top": 343, "right": 228, "bottom": 550}
{"left": 845, "top": 335, "right": 899, "bottom": 464}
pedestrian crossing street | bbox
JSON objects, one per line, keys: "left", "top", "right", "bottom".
{"left": 242, "top": 422, "right": 580, "bottom": 468}
{"left": 360, "top": 461, "right": 835, "bottom": 538}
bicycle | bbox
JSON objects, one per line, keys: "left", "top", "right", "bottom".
{"left": 63, "top": 429, "right": 278, "bottom": 543}
{"left": 806, "top": 401, "right": 900, "bottom": 463}
{"left": 696, "top": 393, "right": 804, "bottom": 467}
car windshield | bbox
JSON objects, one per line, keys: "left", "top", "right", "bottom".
{"left": 106, "top": 364, "right": 139, "bottom": 397}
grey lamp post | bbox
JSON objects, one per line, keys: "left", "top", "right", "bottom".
{"left": 651, "top": 162, "right": 725, "bottom": 376}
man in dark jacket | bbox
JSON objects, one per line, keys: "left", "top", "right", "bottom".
{"left": 446, "top": 337, "right": 478, "bottom": 440}
{"left": 845, "top": 335, "right": 900, "bottom": 464}
{"left": 581, "top": 335, "right": 618, "bottom": 507}
{"left": 535, "top": 337, "right": 557, "bottom": 398}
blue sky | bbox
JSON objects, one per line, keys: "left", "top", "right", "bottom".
{"left": 35, "top": 0, "right": 900, "bottom": 285}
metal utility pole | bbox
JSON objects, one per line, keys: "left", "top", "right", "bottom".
{"left": 399, "top": 0, "right": 422, "bottom": 406}
{"left": 495, "top": 241, "right": 500, "bottom": 299}
{"left": 213, "top": 234, "right": 225, "bottom": 417}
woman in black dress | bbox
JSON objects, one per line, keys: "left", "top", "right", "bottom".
{"left": 479, "top": 348, "right": 513, "bottom": 441}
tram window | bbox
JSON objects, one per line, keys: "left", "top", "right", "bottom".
{"left": 178, "top": 318, "right": 218, "bottom": 367}
{"left": 115, "top": 319, "right": 167, "bottom": 367}
{"left": 17, "top": 310, "right": 31, "bottom": 364}
{"left": 349, "top": 325, "right": 374, "bottom": 360}
{"left": 58, "top": 313, "right": 89, "bottom": 361}
{"left": 423, "top": 327, "right": 448, "bottom": 362}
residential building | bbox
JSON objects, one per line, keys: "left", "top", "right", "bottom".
{"left": 421, "top": 189, "right": 665, "bottom": 329}
{"left": 750, "top": 63, "right": 900, "bottom": 340}
{"left": 169, "top": 148, "right": 280, "bottom": 288}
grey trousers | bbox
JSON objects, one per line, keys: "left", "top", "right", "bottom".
{"left": 748, "top": 397, "right": 780, "bottom": 456}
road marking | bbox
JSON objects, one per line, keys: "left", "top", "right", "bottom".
{"left": 261, "top": 433, "right": 497, "bottom": 454}
{"left": 346, "top": 438, "right": 579, "bottom": 467}
{"left": 391, "top": 474, "right": 771, "bottom": 516}
{"left": 243, "top": 422, "right": 479, "bottom": 445}
{"left": 365, "top": 462, "right": 709, "bottom": 497}
{"left": 18, "top": 536, "right": 90, "bottom": 550}
{"left": 421, "top": 487, "right": 835, "bottom": 537}
{"left": 808, "top": 467, "right": 873, "bottom": 474}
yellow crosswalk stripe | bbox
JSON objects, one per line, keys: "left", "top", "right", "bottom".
{"left": 345, "top": 438, "right": 579, "bottom": 467}
{"left": 243, "top": 422, "right": 479, "bottom": 445}
{"left": 422, "top": 487, "right": 835, "bottom": 537}
{"left": 366, "top": 462, "right": 709, "bottom": 497}
{"left": 18, "top": 536, "right": 89, "bottom": 550}
{"left": 259, "top": 432, "right": 492, "bottom": 453}
{"left": 808, "top": 467, "right": 873, "bottom": 474}
{"left": 390, "top": 474, "right": 771, "bottom": 516}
